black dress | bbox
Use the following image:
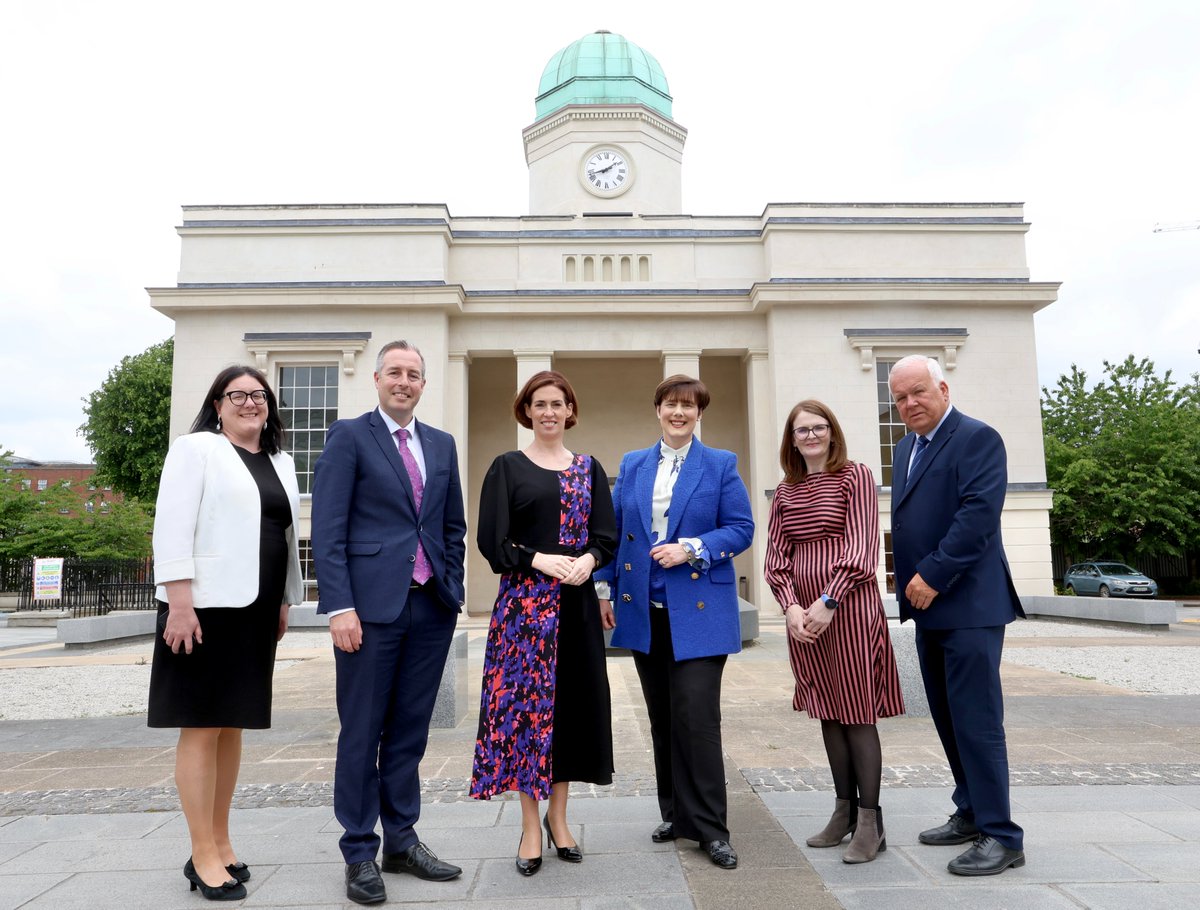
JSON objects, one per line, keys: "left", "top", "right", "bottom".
{"left": 469, "top": 451, "right": 617, "bottom": 799}
{"left": 148, "top": 446, "right": 291, "bottom": 729}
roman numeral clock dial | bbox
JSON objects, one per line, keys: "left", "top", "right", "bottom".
{"left": 582, "top": 148, "right": 631, "bottom": 196}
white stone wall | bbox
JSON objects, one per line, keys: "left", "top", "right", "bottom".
{"left": 151, "top": 198, "right": 1059, "bottom": 612}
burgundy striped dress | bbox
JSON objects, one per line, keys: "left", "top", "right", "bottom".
{"left": 765, "top": 462, "right": 904, "bottom": 724}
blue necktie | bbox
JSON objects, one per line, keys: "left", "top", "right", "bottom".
{"left": 908, "top": 435, "right": 930, "bottom": 477}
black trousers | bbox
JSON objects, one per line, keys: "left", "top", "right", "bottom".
{"left": 632, "top": 606, "right": 729, "bottom": 843}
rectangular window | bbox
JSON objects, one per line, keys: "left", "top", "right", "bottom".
{"left": 883, "top": 531, "right": 895, "bottom": 593}
{"left": 875, "top": 359, "right": 906, "bottom": 487}
{"left": 299, "top": 536, "right": 317, "bottom": 601}
{"left": 36, "top": 479, "right": 48, "bottom": 491}
{"left": 278, "top": 364, "right": 340, "bottom": 494}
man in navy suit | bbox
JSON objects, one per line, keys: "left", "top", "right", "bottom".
{"left": 313, "top": 340, "right": 466, "bottom": 904}
{"left": 888, "top": 355, "right": 1025, "bottom": 876}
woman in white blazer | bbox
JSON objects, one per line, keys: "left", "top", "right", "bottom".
{"left": 148, "top": 365, "right": 302, "bottom": 901}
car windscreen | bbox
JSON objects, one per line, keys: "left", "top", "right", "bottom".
{"left": 1096, "top": 564, "right": 1139, "bottom": 576}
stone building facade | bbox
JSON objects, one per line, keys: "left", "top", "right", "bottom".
{"left": 149, "top": 31, "right": 1058, "bottom": 612}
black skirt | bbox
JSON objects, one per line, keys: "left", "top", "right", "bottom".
{"left": 147, "top": 446, "right": 290, "bottom": 729}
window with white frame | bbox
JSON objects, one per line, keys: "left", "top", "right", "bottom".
{"left": 278, "top": 365, "right": 340, "bottom": 494}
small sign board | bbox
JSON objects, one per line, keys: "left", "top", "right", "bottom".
{"left": 33, "top": 558, "right": 64, "bottom": 601}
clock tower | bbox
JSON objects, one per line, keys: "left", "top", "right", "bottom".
{"left": 523, "top": 31, "right": 687, "bottom": 216}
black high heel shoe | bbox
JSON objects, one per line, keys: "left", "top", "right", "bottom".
{"left": 225, "top": 861, "right": 250, "bottom": 883}
{"left": 183, "top": 858, "right": 247, "bottom": 901}
{"left": 544, "top": 814, "right": 583, "bottom": 863}
{"left": 515, "top": 832, "right": 543, "bottom": 876}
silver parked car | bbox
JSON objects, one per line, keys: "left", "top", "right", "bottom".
{"left": 1063, "top": 562, "right": 1158, "bottom": 598}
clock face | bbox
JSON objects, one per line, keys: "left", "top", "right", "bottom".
{"left": 583, "top": 149, "right": 630, "bottom": 194}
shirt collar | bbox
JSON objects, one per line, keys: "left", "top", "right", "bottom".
{"left": 377, "top": 406, "right": 418, "bottom": 437}
{"left": 923, "top": 404, "right": 954, "bottom": 442}
{"left": 659, "top": 438, "right": 693, "bottom": 462}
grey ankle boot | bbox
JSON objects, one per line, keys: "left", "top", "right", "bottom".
{"left": 807, "top": 797, "right": 857, "bottom": 847}
{"left": 843, "top": 806, "right": 886, "bottom": 863}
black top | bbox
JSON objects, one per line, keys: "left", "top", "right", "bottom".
{"left": 476, "top": 450, "right": 617, "bottom": 575}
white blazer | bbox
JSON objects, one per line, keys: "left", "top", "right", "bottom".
{"left": 153, "top": 432, "right": 304, "bottom": 608}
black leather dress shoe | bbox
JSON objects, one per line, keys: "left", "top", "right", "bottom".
{"left": 702, "top": 840, "right": 738, "bottom": 869}
{"left": 381, "top": 842, "right": 462, "bottom": 881}
{"left": 651, "top": 822, "right": 676, "bottom": 843}
{"left": 918, "top": 813, "right": 980, "bottom": 846}
{"left": 345, "top": 860, "right": 386, "bottom": 905}
{"left": 948, "top": 836, "right": 1025, "bottom": 876}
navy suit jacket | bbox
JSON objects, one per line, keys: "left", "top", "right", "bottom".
{"left": 312, "top": 409, "right": 466, "bottom": 622}
{"left": 595, "top": 438, "right": 754, "bottom": 661}
{"left": 890, "top": 408, "right": 1023, "bottom": 629}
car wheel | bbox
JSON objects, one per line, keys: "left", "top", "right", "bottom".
{"left": 1065, "top": 585, "right": 1076, "bottom": 596}
{"left": 1099, "top": 585, "right": 1110, "bottom": 598}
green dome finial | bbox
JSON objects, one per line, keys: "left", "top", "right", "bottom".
{"left": 535, "top": 31, "right": 673, "bottom": 120}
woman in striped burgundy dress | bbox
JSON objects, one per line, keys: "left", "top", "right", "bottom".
{"left": 765, "top": 399, "right": 903, "bottom": 864}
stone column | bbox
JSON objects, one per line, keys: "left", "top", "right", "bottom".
{"left": 513, "top": 351, "right": 553, "bottom": 448}
{"left": 445, "top": 352, "right": 470, "bottom": 481}
{"left": 744, "top": 349, "right": 773, "bottom": 609}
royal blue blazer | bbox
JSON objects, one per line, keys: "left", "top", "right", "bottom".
{"left": 890, "top": 408, "right": 1023, "bottom": 629}
{"left": 596, "top": 438, "right": 754, "bottom": 661}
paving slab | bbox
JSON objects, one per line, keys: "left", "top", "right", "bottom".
{"left": 2, "top": 618, "right": 1200, "bottom": 907}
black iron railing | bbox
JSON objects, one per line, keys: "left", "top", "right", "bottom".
{"left": 14, "top": 557, "right": 156, "bottom": 617}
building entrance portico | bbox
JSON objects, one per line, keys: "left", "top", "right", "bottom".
{"left": 463, "top": 351, "right": 754, "bottom": 614}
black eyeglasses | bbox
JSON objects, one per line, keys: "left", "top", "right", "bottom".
{"left": 792, "top": 424, "right": 830, "bottom": 439}
{"left": 223, "top": 390, "right": 268, "bottom": 406}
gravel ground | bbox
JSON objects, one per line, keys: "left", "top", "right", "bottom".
{"left": 0, "top": 621, "right": 1186, "bottom": 721}
{"left": 1003, "top": 646, "right": 1200, "bottom": 695}
{"left": 0, "top": 661, "right": 303, "bottom": 721}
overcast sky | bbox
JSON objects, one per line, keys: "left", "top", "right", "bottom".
{"left": 2, "top": 0, "right": 1197, "bottom": 462}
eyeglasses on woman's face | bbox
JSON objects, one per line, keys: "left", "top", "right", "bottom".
{"left": 223, "top": 389, "right": 268, "bottom": 406}
{"left": 792, "top": 423, "right": 830, "bottom": 440}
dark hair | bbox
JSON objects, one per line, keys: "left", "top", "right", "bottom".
{"left": 654, "top": 374, "right": 710, "bottom": 411}
{"left": 779, "top": 399, "right": 850, "bottom": 483}
{"left": 513, "top": 370, "right": 579, "bottom": 430}
{"left": 190, "top": 365, "right": 286, "bottom": 455}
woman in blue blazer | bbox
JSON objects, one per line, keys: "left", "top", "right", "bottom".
{"left": 595, "top": 375, "right": 754, "bottom": 870}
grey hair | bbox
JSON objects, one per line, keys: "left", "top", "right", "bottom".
{"left": 890, "top": 354, "right": 944, "bottom": 384}
{"left": 375, "top": 340, "right": 426, "bottom": 377}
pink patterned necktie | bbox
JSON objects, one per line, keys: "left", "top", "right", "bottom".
{"left": 395, "top": 427, "right": 432, "bottom": 584}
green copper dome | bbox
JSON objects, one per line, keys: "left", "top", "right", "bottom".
{"left": 535, "top": 30, "right": 673, "bottom": 120}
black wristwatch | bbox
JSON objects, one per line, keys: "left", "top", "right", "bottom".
{"left": 820, "top": 594, "right": 839, "bottom": 611}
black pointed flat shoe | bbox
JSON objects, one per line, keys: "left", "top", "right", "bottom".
{"left": 544, "top": 814, "right": 582, "bottom": 862}
{"left": 702, "top": 840, "right": 739, "bottom": 870}
{"left": 651, "top": 821, "right": 676, "bottom": 843}
{"left": 183, "top": 858, "right": 247, "bottom": 901}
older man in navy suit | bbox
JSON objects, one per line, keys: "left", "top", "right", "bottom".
{"left": 313, "top": 340, "right": 466, "bottom": 904}
{"left": 888, "top": 355, "right": 1025, "bottom": 877}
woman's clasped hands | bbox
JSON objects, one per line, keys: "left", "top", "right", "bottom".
{"left": 532, "top": 551, "right": 597, "bottom": 586}
{"left": 786, "top": 598, "right": 834, "bottom": 645}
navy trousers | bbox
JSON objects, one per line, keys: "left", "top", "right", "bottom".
{"left": 915, "top": 623, "right": 1023, "bottom": 850}
{"left": 333, "top": 586, "right": 456, "bottom": 862}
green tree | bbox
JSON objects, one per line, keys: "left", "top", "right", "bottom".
{"left": 0, "top": 453, "right": 152, "bottom": 560}
{"left": 1041, "top": 356, "right": 1200, "bottom": 561}
{"left": 79, "top": 337, "right": 173, "bottom": 503}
